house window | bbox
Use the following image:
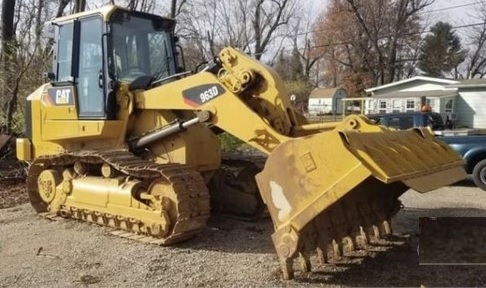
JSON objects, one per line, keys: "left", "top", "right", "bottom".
{"left": 392, "top": 100, "right": 400, "bottom": 113}
{"left": 379, "top": 100, "right": 387, "bottom": 114}
{"left": 406, "top": 100, "right": 415, "bottom": 109}
{"left": 445, "top": 99, "right": 453, "bottom": 114}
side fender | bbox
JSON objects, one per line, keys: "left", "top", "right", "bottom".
{"left": 463, "top": 147, "right": 486, "bottom": 173}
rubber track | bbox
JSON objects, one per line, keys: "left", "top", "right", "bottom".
{"left": 27, "top": 150, "right": 210, "bottom": 245}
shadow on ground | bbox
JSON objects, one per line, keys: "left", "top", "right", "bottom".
{"left": 178, "top": 206, "right": 486, "bottom": 287}
{"left": 176, "top": 214, "right": 275, "bottom": 254}
{"left": 293, "top": 207, "right": 486, "bottom": 287}
{"left": 294, "top": 233, "right": 486, "bottom": 287}
{"left": 450, "top": 176, "right": 477, "bottom": 188}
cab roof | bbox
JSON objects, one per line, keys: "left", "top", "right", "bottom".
{"left": 52, "top": 5, "right": 174, "bottom": 24}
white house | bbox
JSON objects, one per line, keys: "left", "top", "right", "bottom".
{"left": 364, "top": 76, "right": 486, "bottom": 128}
{"left": 449, "top": 79, "right": 486, "bottom": 128}
{"left": 364, "top": 76, "right": 458, "bottom": 114}
{"left": 308, "top": 87, "right": 347, "bottom": 115}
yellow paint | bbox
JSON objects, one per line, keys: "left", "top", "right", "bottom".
{"left": 19, "top": 6, "right": 468, "bottom": 272}
{"left": 16, "top": 138, "right": 32, "bottom": 161}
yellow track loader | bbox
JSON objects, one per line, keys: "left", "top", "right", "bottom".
{"left": 16, "top": 6, "right": 465, "bottom": 279}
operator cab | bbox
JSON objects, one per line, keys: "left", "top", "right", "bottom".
{"left": 49, "top": 6, "right": 179, "bottom": 120}
{"left": 110, "top": 10, "right": 178, "bottom": 84}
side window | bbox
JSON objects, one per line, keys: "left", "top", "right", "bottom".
{"left": 56, "top": 23, "right": 74, "bottom": 81}
{"left": 77, "top": 17, "right": 104, "bottom": 118}
{"left": 400, "top": 116, "right": 414, "bottom": 129}
{"left": 148, "top": 32, "right": 172, "bottom": 77}
{"left": 445, "top": 99, "right": 453, "bottom": 114}
{"left": 388, "top": 117, "right": 401, "bottom": 130}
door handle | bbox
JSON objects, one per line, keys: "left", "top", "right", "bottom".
{"left": 98, "top": 70, "right": 103, "bottom": 88}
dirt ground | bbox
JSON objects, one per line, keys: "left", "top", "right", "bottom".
{"left": 1, "top": 178, "right": 486, "bottom": 287}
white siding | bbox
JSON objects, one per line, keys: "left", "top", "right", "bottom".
{"left": 365, "top": 97, "right": 421, "bottom": 114}
{"left": 403, "top": 84, "right": 456, "bottom": 92}
{"left": 372, "top": 80, "right": 456, "bottom": 96}
{"left": 308, "top": 98, "right": 333, "bottom": 114}
{"left": 456, "top": 91, "right": 486, "bottom": 128}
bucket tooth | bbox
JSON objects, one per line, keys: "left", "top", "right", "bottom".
{"left": 299, "top": 252, "right": 312, "bottom": 272}
{"left": 313, "top": 217, "right": 331, "bottom": 264}
{"left": 357, "top": 203, "right": 375, "bottom": 236}
{"left": 355, "top": 234, "right": 366, "bottom": 249}
{"left": 316, "top": 246, "right": 329, "bottom": 265}
{"left": 382, "top": 219, "right": 392, "bottom": 236}
{"left": 359, "top": 226, "right": 369, "bottom": 247}
{"left": 280, "top": 258, "right": 294, "bottom": 280}
{"left": 332, "top": 239, "right": 344, "bottom": 260}
{"left": 346, "top": 235, "right": 357, "bottom": 251}
{"left": 362, "top": 226, "right": 377, "bottom": 242}
{"left": 372, "top": 224, "right": 381, "bottom": 239}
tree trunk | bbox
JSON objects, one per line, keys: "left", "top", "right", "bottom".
{"left": 56, "top": 0, "right": 71, "bottom": 17}
{"left": 1, "top": 0, "right": 17, "bottom": 133}
{"left": 74, "top": 0, "right": 86, "bottom": 13}
{"left": 34, "top": 0, "right": 44, "bottom": 48}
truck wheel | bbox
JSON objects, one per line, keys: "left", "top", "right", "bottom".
{"left": 472, "top": 159, "right": 486, "bottom": 191}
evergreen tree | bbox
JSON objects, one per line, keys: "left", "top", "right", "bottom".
{"left": 273, "top": 46, "right": 304, "bottom": 81}
{"left": 419, "top": 21, "right": 467, "bottom": 78}
{"left": 289, "top": 44, "right": 304, "bottom": 80}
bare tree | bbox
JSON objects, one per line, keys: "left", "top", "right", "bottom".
{"left": 176, "top": 0, "right": 300, "bottom": 62}
{"left": 251, "top": 0, "right": 297, "bottom": 60}
{"left": 56, "top": 0, "right": 71, "bottom": 17}
{"left": 73, "top": 0, "right": 87, "bottom": 13}
{"left": 2, "top": 0, "right": 18, "bottom": 133}
{"left": 463, "top": 1, "right": 486, "bottom": 79}
{"left": 1, "top": 0, "right": 68, "bottom": 134}
{"left": 34, "top": 0, "right": 45, "bottom": 47}
{"left": 312, "top": 0, "right": 433, "bottom": 96}
{"left": 287, "top": 10, "right": 324, "bottom": 83}
{"left": 346, "top": 0, "right": 433, "bottom": 84}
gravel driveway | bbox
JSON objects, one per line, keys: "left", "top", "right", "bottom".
{"left": 1, "top": 178, "right": 486, "bottom": 287}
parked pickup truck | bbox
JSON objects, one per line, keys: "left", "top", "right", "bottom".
{"left": 366, "top": 111, "right": 486, "bottom": 191}
{"left": 367, "top": 111, "right": 446, "bottom": 131}
{"left": 439, "top": 135, "right": 486, "bottom": 191}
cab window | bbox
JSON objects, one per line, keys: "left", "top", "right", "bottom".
{"left": 77, "top": 17, "right": 104, "bottom": 118}
{"left": 112, "top": 14, "right": 176, "bottom": 82}
{"left": 56, "top": 23, "right": 74, "bottom": 82}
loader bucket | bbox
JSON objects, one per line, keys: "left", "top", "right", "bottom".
{"left": 255, "top": 115, "right": 465, "bottom": 279}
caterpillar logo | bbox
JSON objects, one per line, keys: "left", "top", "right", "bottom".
{"left": 45, "top": 87, "right": 75, "bottom": 106}
{"left": 55, "top": 89, "right": 71, "bottom": 104}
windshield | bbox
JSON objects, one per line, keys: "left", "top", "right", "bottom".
{"left": 111, "top": 13, "right": 176, "bottom": 82}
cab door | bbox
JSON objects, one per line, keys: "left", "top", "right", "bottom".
{"left": 76, "top": 17, "right": 105, "bottom": 119}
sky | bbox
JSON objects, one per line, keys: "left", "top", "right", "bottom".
{"left": 308, "top": 0, "right": 478, "bottom": 26}
{"left": 305, "top": 0, "right": 481, "bottom": 46}
{"left": 429, "top": 0, "right": 477, "bottom": 26}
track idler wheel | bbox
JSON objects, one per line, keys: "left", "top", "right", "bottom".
{"left": 37, "top": 169, "right": 61, "bottom": 204}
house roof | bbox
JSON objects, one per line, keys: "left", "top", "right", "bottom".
{"left": 448, "top": 78, "right": 486, "bottom": 88}
{"left": 365, "top": 76, "right": 459, "bottom": 93}
{"left": 372, "top": 89, "right": 458, "bottom": 98}
{"left": 309, "top": 87, "right": 342, "bottom": 99}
